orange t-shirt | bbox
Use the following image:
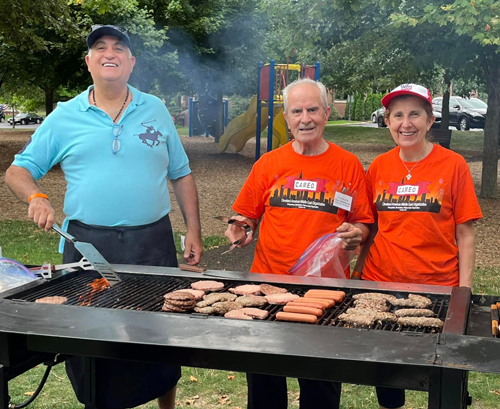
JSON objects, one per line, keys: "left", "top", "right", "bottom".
{"left": 363, "top": 144, "right": 483, "bottom": 286}
{"left": 233, "top": 142, "right": 374, "bottom": 275}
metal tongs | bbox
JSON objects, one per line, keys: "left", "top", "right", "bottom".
{"left": 212, "top": 216, "right": 252, "bottom": 255}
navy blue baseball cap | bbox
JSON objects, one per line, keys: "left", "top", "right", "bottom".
{"left": 87, "top": 24, "right": 131, "bottom": 50}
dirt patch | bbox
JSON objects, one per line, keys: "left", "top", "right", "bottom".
{"left": 1, "top": 130, "right": 499, "bottom": 271}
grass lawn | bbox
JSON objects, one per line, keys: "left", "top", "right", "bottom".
{"left": 1, "top": 220, "right": 500, "bottom": 408}
{"left": 0, "top": 126, "right": 497, "bottom": 408}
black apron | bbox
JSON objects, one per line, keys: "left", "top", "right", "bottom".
{"left": 63, "top": 215, "right": 181, "bottom": 409}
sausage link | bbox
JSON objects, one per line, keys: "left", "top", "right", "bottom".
{"left": 276, "top": 312, "right": 318, "bottom": 324}
{"left": 286, "top": 301, "right": 325, "bottom": 310}
{"left": 294, "top": 297, "right": 334, "bottom": 308}
{"left": 283, "top": 305, "right": 323, "bottom": 317}
{"left": 304, "top": 290, "right": 346, "bottom": 302}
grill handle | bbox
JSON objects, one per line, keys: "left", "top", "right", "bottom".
{"left": 52, "top": 224, "right": 76, "bottom": 244}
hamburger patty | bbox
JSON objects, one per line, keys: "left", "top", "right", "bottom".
{"left": 35, "top": 296, "right": 68, "bottom": 305}
{"left": 191, "top": 280, "right": 225, "bottom": 291}
{"left": 235, "top": 295, "right": 267, "bottom": 308}
{"left": 265, "top": 293, "right": 300, "bottom": 305}
{"left": 260, "top": 284, "right": 288, "bottom": 295}
{"left": 173, "top": 289, "right": 205, "bottom": 300}
{"left": 229, "top": 284, "right": 262, "bottom": 296}
{"left": 225, "top": 309, "right": 253, "bottom": 320}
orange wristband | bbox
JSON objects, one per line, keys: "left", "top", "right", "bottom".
{"left": 28, "top": 193, "right": 48, "bottom": 202}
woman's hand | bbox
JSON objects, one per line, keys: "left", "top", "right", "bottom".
{"left": 336, "top": 222, "right": 364, "bottom": 251}
{"left": 224, "top": 215, "right": 255, "bottom": 248}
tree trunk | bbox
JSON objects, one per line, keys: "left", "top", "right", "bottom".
{"left": 440, "top": 72, "right": 451, "bottom": 130}
{"left": 214, "top": 92, "right": 224, "bottom": 143}
{"left": 480, "top": 63, "right": 500, "bottom": 198}
{"left": 44, "top": 87, "right": 54, "bottom": 116}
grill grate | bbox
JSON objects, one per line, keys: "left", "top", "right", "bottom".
{"left": 10, "top": 271, "right": 449, "bottom": 333}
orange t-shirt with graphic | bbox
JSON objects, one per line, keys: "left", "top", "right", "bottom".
{"left": 363, "top": 144, "right": 483, "bottom": 286}
{"left": 232, "top": 141, "right": 374, "bottom": 275}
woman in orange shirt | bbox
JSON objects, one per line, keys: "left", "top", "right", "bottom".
{"left": 354, "top": 84, "right": 482, "bottom": 409}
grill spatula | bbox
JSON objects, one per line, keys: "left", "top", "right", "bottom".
{"left": 52, "top": 224, "right": 121, "bottom": 286}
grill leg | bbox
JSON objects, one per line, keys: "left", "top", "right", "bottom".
{"left": 428, "top": 368, "right": 469, "bottom": 409}
{"left": 0, "top": 365, "right": 8, "bottom": 409}
{"left": 83, "top": 357, "right": 97, "bottom": 409}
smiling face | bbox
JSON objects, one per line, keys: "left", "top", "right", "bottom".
{"left": 385, "top": 96, "right": 435, "bottom": 153}
{"left": 284, "top": 83, "right": 331, "bottom": 153}
{"left": 85, "top": 35, "right": 135, "bottom": 85}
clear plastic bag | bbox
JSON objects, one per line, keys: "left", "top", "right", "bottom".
{"left": 0, "top": 257, "right": 38, "bottom": 293}
{"left": 289, "top": 233, "right": 356, "bottom": 279}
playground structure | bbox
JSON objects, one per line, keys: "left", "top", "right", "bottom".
{"left": 219, "top": 60, "right": 320, "bottom": 159}
{"left": 188, "top": 94, "right": 229, "bottom": 138}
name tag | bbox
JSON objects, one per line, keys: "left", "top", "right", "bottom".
{"left": 294, "top": 180, "right": 317, "bottom": 191}
{"left": 396, "top": 185, "right": 420, "bottom": 196}
{"left": 333, "top": 191, "right": 353, "bottom": 212}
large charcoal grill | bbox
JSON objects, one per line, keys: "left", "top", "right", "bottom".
{"left": 7, "top": 269, "right": 450, "bottom": 332}
{"left": 0, "top": 265, "right": 499, "bottom": 409}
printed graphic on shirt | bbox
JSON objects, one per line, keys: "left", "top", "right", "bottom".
{"left": 374, "top": 177, "right": 442, "bottom": 213}
{"left": 269, "top": 171, "right": 341, "bottom": 214}
{"left": 135, "top": 120, "right": 162, "bottom": 148}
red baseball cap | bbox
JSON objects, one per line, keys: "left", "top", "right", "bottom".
{"left": 381, "top": 83, "right": 432, "bottom": 109}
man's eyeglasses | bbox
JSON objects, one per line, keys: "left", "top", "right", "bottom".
{"left": 112, "top": 124, "right": 123, "bottom": 155}
{"left": 91, "top": 24, "right": 128, "bottom": 34}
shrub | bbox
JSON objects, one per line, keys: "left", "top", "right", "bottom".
{"left": 329, "top": 104, "right": 342, "bottom": 121}
{"left": 227, "top": 94, "right": 253, "bottom": 121}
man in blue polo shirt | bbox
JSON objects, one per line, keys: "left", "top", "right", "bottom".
{"left": 5, "top": 24, "right": 203, "bottom": 409}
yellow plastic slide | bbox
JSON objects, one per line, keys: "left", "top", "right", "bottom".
{"left": 219, "top": 95, "right": 288, "bottom": 153}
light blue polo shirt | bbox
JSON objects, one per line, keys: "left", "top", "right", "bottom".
{"left": 13, "top": 85, "right": 191, "bottom": 251}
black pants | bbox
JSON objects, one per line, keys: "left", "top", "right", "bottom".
{"left": 247, "top": 373, "right": 341, "bottom": 409}
{"left": 63, "top": 215, "right": 181, "bottom": 409}
{"left": 376, "top": 387, "right": 405, "bottom": 408}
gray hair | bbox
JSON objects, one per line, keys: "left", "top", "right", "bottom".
{"left": 283, "top": 78, "right": 328, "bottom": 113}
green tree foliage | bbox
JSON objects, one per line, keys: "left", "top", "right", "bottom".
{"left": 0, "top": 0, "right": 72, "bottom": 51}
{"left": 354, "top": 92, "right": 365, "bottom": 121}
{"left": 390, "top": 0, "right": 500, "bottom": 197}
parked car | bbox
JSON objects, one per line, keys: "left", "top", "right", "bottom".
{"left": 432, "top": 96, "right": 487, "bottom": 131}
{"left": 7, "top": 112, "right": 44, "bottom": 125}
{"left": 371, "top": 107, "right": 386, "bottom": 127}
{"left": 371, "top": 106, "right": 441, "bottom": 128}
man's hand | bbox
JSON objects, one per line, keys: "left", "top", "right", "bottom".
{"left": 224, "top": 215, "right": 254, "bottom": 248}
{"left": 336, "top": 222, "right": 363, "bottom": 251}
{"left": 28, "top": 197, "right": 55, "bottom": 231}
{"left": 183, "top": 230, "right": 203, "bottom": 265}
